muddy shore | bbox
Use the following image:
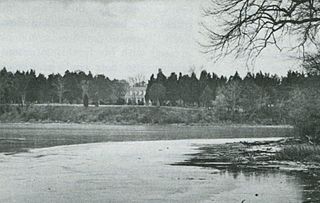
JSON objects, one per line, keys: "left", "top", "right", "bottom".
{"left": 175, "top": 138, "right": 320, "bottom": 173}
{"left": 174, "top": 138, "right": 320, "bottom": 202}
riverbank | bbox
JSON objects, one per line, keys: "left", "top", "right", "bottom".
{"left": 0, "top": 104, "right": 212, "bottom": 124}
{"left": 175, "top": 138, "right": 320, "bottom": 173}
{"left": 174, "top": 138, "right": 320, "bottom": 201}
{"left": 0, "top": 104, "right": 282, "bottom": 125}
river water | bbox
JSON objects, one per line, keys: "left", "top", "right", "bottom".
{"left": 0, "top": 138, "right": 313, "bottom": 203}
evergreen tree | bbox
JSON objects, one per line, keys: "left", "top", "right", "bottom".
{"left": 145, "top": 74, "right": 155, "bottom": 103}
{"left": 83, "top": 94, "right": 89, "bottom": 108}
{"left": 190, "top": 72, "right": 200, "bottom": 106}
{"left": 179, "top": 74, "right": 192, "bottom": 106}
{"left": 149, "top": 83, "right": 166, "bottom": 106}
{"left": 25, "top": 70, "right": 38, "bottom": 103}
{"left": 63, "top": 70, "right": 82, "bottom": 104}
{"left": 156, "top": 68, "right": 166, "bottom": 84}
{"left": 0, "top": 68, "right": 14, "bottom": 104}
{"left": 199, "top": 70, "right": 210, "bottom": 99}
{"left": 37, "top": 73, "right": 48, "bottom": 103}
{"left": 166, "top": 72, "right": 179, "bottom": 105}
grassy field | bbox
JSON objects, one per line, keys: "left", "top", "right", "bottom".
{"left": 0, "top": 104, "right": 286, "bottom": 125}
{"left": 0, "top": 123, "right": 293, "bottom": 153}
{"left": 0, "top": 105, "right": 216, "bottom": 125}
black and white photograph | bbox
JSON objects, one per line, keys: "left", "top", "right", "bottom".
{"left": 1, "top": 0, "right": 320, "bottom": 202}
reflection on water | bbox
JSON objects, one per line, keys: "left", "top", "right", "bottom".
{"left": 181, "top": 158, "right": 320, "bottom": 202}
{"left": 207, "top": 169, "right": 303, "bottom": 203}
{"left": 295, "top": 171, "right": 320, "bottom": 203}
{"left": 225, "top": 169, "right": 320, "bottom": 202}
{"left": 0, "top": 123, "right": 292, "bottom": 153}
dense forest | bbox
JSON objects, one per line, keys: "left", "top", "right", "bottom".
{"left": 0, "top": 68, "right": 129, "bottom": 106}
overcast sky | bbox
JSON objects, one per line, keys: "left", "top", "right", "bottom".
{"left": 0, "top": 0, "right": 301, "bottom": 80}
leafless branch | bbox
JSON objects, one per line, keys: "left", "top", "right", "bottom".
{"left": 202, "top": 0, "right": 320, "bottom": 61}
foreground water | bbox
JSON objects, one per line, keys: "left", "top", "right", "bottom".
{"left": 0, "top": 138, "right": 310, "bottom": 203}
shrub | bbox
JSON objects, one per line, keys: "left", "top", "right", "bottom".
{"left": 276, "top": 144, "right": 320, "bottom": 162}
{"left": 0, "top": 104, "right": 10, "bottom": 115}
{"left": 288, "top": 87, "right": 320, "bottom": 144}
{"left": 83, "top": 94, "right": 89, "bottom": 108}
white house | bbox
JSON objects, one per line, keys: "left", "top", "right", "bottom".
{"left": 124, "top": 86, "right": 147, "bottom": 105}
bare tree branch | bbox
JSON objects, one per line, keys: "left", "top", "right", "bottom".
{"left": 128, "top": 73, "right": 146, "bottom": 87}
{"left": 302, "top": 51, "right": 320, "bottom": 74}
{"left": 202, "top": 0, "right": 320, "bottom": 61}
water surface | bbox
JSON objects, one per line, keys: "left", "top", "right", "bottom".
{"left": 0, "top": 123, "right": 292, "bottom": 153}
{"left": 0, "top": 138, "right": 313, "bottom": 203}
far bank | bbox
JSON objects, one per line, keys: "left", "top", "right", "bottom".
{"left": 0, "top": 104, "right": 286, "bottom": 125}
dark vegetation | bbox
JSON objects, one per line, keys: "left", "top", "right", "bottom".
{"left": 0, "top": 105, "right": 216, "bottom": 125}
{"left": 83, "top": 94, "right": 89, "bottom": 108}
{"left": 146, "top": 69, "right": 320, "bottom": 143}
{"left": 0, "top": 68, "right": 129, "bottom": 106}
{"left": 276, "top": 144, "right": 320, "bottom": 162}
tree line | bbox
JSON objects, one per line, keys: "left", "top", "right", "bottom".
{"left": 0, "top": 68, "right": 129, "bottom": 106}
{"left": 146, "top": 69, "right": 320, "bottom": 128}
